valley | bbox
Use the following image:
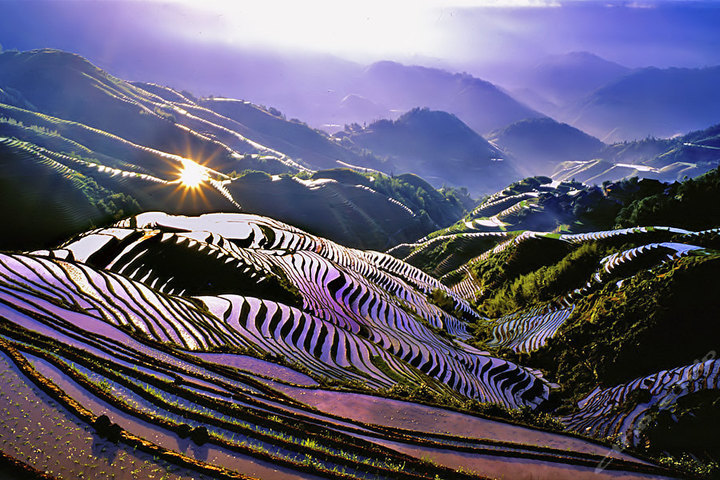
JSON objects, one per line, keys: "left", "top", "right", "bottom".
{"left": 0, "top": 208, "right": 702, "bottom": 480}
{"left": 0, "top": 165, "right": 718, "bottom": 478}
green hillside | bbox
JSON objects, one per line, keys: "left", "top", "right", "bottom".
{"left": 388, "top": 169, "right": 720, "bottom": 477}
{"left": 0, "top": 50, "right": 473, "bottom": 250}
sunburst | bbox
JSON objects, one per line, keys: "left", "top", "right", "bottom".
{"left": 178, "top": 160, "right": 208, "bottom": 188}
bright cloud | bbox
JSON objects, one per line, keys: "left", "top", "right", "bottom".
{"left": 150, "top": 0, "right": 562, "bottom": 60}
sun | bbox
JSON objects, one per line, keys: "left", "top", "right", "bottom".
{"left": 178, "top": 161, "right": 208, "bottom": 188}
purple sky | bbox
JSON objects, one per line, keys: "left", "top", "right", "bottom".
{"left": 1, "top": 1, "right": 720, "bottom": 70}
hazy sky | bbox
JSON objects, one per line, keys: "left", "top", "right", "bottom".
{"left": 150, "top": 0, "right": 720, "bottom": 68}
{"left": 1, "top": 0, "right": 719, "bottom": 72}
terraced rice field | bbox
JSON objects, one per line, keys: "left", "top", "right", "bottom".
{"left": 0, "top": 211, "right": 684, "bottom": 479}
{"left": 486, "top": 306, "right": 576, "bottom": 354}
{"left": 387, "top": 232, "right": 509, "bottom": 279}
{"left": 470, "top": 192, "right": 540, "bottom": 219}
{"left": 60, "top": 212, "right": 544, "bottom": 407}
{"left": 415, "top": 219, "right": 720, "bottom": 451}
{"left": 0, "top": 349, "right": 222, "bottom": 480}
{"left": 486, "top": 233, "right": 712, "bottom": 349}
{"left": 0, "top": 313, "right": 675, "bottom": 480}
{"left": 391, "top": 216, "right": 720, "bottom": 450}
{"left": 564, "top": 359, "right": 720, "bottom": 447}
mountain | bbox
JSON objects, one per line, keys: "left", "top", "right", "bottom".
{"left": 393, "top": 174, "right": 669, "bottom": 248}
{"left": 194, "top": 95, "right": 386, "bottom": 171}
{"left": 0, "top": 49, "right": 389, "bottom": 173}
{"left": 132, "top": 56, "right": 544, "bottom": 136}
{"left": 488, "top": 117, "right": 605, "bottom": 175}
{"left": 552, "top": 122, "right": 720, "bottom": 185}
{"left": 335, "top": 108, "right": 521, "bottom": 195}
{"left": 3, "top": 47, "right": 717, "bottom": 479}
{"left": 564, "top": 65, "right": 720, "bottom": 142}
{"left": 0, "top": 49, "right": 232, "bottom": 170}
{"left": 352, "top": 61, "right": 544, "bottom": 134}
{"left": 512, "top": 52, "right": 630, "bottom": 112}
{"left": 0, "top": 49, "right": 473, "bottom": 251}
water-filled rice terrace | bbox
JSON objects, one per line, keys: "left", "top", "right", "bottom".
{"left": 388, "top": 187, "right": 720, "bottom": 463}
{"left": 0, "top": 211, "right": 702, "bottom": 479}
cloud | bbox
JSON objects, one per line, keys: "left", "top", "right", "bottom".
{"left": 434, "top": 0, "right": 562, "bottom": 6}
{"left": 611, "top": 1, "right": 657, "bottom": 8}
{"left": 157, "top": 0, "right": 563, "bottom": 8}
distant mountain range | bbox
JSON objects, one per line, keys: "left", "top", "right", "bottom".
{"left": 561, "top": 65, "right": 720, "bottom": 143}
{"left": 326, "top": 56, "right": 720, "bottom": 147}
{"left": 491, "top": 52, "right": 720, "bottom": 144}
{"left": 342, "top": 61, "right": 544, "bottom": 135}
{"left": 508, "top": 52, "right": 630, "bottom": 113}
{"left": 199, "top": 51, "right": 720, "bottom": 147}
{"left": 12, "top": 41, "right": 713, "bottom": 148}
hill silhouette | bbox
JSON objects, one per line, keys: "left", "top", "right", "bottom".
{"left": 489, "top": 117, "right": 605, "bottom": 175}
{"left": 336, "top": 108, "right": 521, "bottom": 195}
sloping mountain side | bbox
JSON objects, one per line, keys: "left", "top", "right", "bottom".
{"left": 0, "top": 136, "right": 144, "bottom": 249}
{"left": 563, "top": 65, "right": 720, "bottom": 143}
{"left": 0, "top": 134, "right": 467, "bottom": 251}
{"left": 508, "top": 52, "right": 631, "bottom": 113}
{"left": 546, "top": 122, "right": 720, "bottom": 186}
{"left": 275, "top": 60, "right": 545, "bottom": 135}
{"left": 0, "top": 211, "right": 681, "bottom": 480}
{"left": 352, "top": 61, "right": 544, "bottom": 135}
{"left": 488, "top": 117, "right": 605, "bottom": 176}
{"left": 404, "top": 165, "right": 720, "bottom": 251}
{"left": 0, "top": 49, "right": 475, "bottom": 250}
{"left": 390, "top": 169, "right": 720, "bottom": 478}
{"left": 0, "top": 48, "right": 385, "bottom": 173}
{"left": 385, "top": 175, "right": 662, "bottom": 281}
{"left": 334, "top": 108, "right": 521, "bottom": 195}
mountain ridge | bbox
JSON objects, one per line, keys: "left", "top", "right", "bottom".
{"left": 0, "top": 49, "right": 475, "bottom": 251}
{"left": 523, "top": 51, "right": 630, "bottom": 107}
{"left": 488, "top": 117, "right": 605, "bottom": 175}
{"left": 335, "top": 107, "right": 521, "bottom": 195}
{"left": 357, "top": 60, "right": 544, "bottom": 134}
{"left": 564, "top": 65, "right": 720, "bottom": 142}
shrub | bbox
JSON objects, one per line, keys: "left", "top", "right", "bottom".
{"left": 190, "top": 426, "right": 210, "bottom": 445}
